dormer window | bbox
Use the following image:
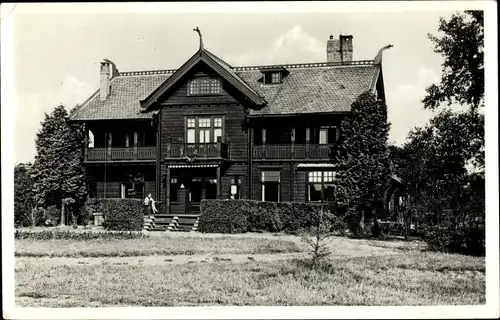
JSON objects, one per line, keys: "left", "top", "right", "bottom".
{"left": 261, "top": 67, "right": 289, "bottom": 85}
{"left": 188, "top": 78, "right": 221, "bottom": 95}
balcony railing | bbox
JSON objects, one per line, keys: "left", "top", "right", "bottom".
{"left": 86, "top": 146, "right": 156, "bottom": 161}
{"left": 166, "top": 142, "right": 229, "bottom": 159}
{"left": 253, "top": 144, "right": 334, "bottom": 160}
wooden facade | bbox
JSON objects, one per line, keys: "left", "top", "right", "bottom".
{"left": 70, "top": 35, "right": 391, "bottom": 218}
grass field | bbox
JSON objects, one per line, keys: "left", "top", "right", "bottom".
{"left": 15, "top": 232, "right": 485, "bottom": 307}
{"left": 15, "top": 235, "right": 300, "bottom": 257}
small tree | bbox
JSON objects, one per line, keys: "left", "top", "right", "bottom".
{"left": 300, "top": 206, "right": 345, "bottom": 267}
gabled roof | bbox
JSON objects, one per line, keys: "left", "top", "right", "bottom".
{"left": 69, "top": 51, "right": 379, "bottom": 121}
{"left": 140, "top": 49, "right": 266, "bottom": 110}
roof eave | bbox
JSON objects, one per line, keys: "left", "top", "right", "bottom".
{"left": 247, "top": 110, "right": 351, "bottom": 118}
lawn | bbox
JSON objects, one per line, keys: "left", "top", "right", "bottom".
{"left": 15, "top": 233, "right": 485, "bottom": 307}
{"left": 15, "top": 234, "right": 301, "bottom": 257}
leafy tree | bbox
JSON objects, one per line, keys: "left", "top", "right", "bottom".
{"left": 335, "top": 92, "right": 391, "bottom": 230}
{"left": 14, "top": 163, "right": 38, "bottom": 226}
{"left": 423, "top": 10, "right": 484, "bottom": 110}
{"left": 31, "top": 105, "right": 87, "bottom": 225}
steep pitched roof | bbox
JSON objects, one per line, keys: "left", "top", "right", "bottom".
{"left": 140, "top": 49, "right": 265, "bottom": 110}
{"left": 69, "top": 53, "right": 378, "bottom": 121}
{"left": 236, "top": 63, "right": 376, "bottom": 116}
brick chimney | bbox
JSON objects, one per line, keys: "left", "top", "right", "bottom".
{"left": 100, "top": 59, "right": 118, "bottom": 101}
{"left": 326, "top": 34, "right": 353, "bottom": 63}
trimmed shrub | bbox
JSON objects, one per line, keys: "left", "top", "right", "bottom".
{"left": 97, "top": 198, "right": 143, "bottom": 231}
{"left": 199, "top": 199, "right": 341, "bottom": 234}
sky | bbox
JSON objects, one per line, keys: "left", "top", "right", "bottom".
{"left": 2, "top": 2, "right": 487, "bottom": 164}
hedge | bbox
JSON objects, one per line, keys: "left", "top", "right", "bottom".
{"left": 14, "top": 229, "right": 146, "bottom": 240}
{"left": 199, "top": 199, "right": 340, "bottom": 234}
{"left": 87, "top": 198, "right": 144, "bottom": 231}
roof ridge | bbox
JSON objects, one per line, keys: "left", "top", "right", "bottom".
{"left": 116, "top": 60, "right": 374, "bottom": 77}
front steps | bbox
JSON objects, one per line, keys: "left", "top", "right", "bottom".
{"left": 144, "top": 214, "right": 199, "bottom": 232}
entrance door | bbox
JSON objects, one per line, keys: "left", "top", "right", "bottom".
{"left": 187, "top": 178, "right": 203, "bottom": 213}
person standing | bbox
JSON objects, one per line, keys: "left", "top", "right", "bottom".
{"left": 143, "top": 193, "right": 158, "bottom": 216}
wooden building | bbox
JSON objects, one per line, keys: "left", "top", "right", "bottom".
{"left": 69, "top": 32, "right": 390, "bottom": 224}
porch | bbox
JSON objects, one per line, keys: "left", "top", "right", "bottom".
{"left": 251, "top": 116, "right": 341, "bottom": 161}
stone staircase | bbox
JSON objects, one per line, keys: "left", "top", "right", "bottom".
{"left": 144, "top": 214, "right": 199, "bottom": 232}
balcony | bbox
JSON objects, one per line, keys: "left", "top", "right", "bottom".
{"left": 86, "top": 146, "right": 156, "bottom": 162}
{"left": 166, "top": 142, "right": 230, "bottom": 159}
{"left": 253, "top": 144, "right": 334, "bottom": 160}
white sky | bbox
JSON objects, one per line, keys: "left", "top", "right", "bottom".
{"left": 0, "top": 2, "right": 489, "bottom": 164}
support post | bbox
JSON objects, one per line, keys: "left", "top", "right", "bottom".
{"left": 305, "top": 127, "right": 310, "bottom": 159}
{"left": 166, "top": 167, "right": 171, "bottom": 215}
{"left": 107, "top": 132, "right": 112, "bottom": 160}
{"left": 216, "top": 166, "right": 221, "bottom": 199}
{"left": 291, "top": 127, "right": 295, "bottom": 159}
{"left": 262, "top": 128, "right": 266, "bottom": 159}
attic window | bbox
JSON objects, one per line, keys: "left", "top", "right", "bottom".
{"left": 264, "top": 72, "right": 281, "bottom": 84}
{"left": 188, "top": 78, "right": 221, "bottom": 95}
{"left": 261, "top": 67, "right": 288, "bottom": 85}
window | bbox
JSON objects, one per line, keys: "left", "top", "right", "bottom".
{"left": 121, "top": 182, "right": 144, "bottom": 199}
{"left": 185, "top": 116, "right": 224, "bottom": 143}
{"left": 312, "top": 126, "right": 337, "bottom": 144}
{"left": 264, "top": 72, "right": 282, "bottom": 84}
{"left": 188, "top": 78, "right": 221, "bottom": 95}
{"left": 261, "top": 171, "right": 280, "bottom": 202}
{"left": 187, "top": 118, "right": 196, "bottom": 143}
{"left": 214, "top": 117, "right": 223, "bottom": 142}
{"left": 308, "top": 171, "right": 335, "bottom": 202}
{"left": 230, "top": 176, "right": 241, "bottom": 199}
{"left": 170, "top": 178, "right": 179, "bottom": 202}
{"left": 319, "top": 129, "right": 328, "bottom": 144}
{"left": 88, "top": 130, "right": 94, "bottom": 148}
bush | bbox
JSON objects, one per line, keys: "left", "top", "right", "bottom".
{"left": 199, "top": 199, "right": 342, "bottom": 234}
{"left": 424, "top": 214, "right": 485, "bottom": 256}
{"left": 99, "top": 198, "right": 144, "bottom": 231}
{"left": 45, "top": 205, "right": 60, "bottom": 226}
{"left": 14, "top": 229, "right": 145, "bottom": 240}
{"left": 79, "top": 198, "right": 103, "bottom": 225}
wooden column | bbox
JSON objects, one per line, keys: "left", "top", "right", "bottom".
{"left": 165, "top": 166, "right": 171, "bottom": 215}
{"left": 290, "top": 163, "right": 294, "bottom": 202}
{"left": 133, "top": 132, "right": 138, "bottom": 160}
{"left": 106, "top": 132, "right": 112, "bottom": 160}
{"left": 305, "top": 127, "right": 310, "bottom": 159}
{"left": 291, "top": 127, "right": 295, "bottom": 159}
{"left": 262, "top": 128, "right": 266, "bottom": 160}
{"left": 216, "top": 166, "right": 221, "bottom": 199}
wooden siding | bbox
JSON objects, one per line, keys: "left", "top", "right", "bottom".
{"left": 159, "top": 62, "right": 250, "bottom": 163}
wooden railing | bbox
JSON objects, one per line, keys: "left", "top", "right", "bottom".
{"left": 166, "top": 142, "right": 229, "bottom": 159}
{"left": 86, "top": 146, "right": 156, "bottom": 161}
{"left": 253, "top": 144, "right": 334, "bottom": 159}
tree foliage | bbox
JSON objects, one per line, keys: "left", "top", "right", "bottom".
{"left": 335, "top": 92, "right": 391, "bottom": 219}
{"left": 423, "top": 10, "right": 484, "bottom": 109}
{"left": 31, "top": 105, "right": 87, "bottom": 224}
{"left": 14, "top": 163, "right": 37, "bottom": 226}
